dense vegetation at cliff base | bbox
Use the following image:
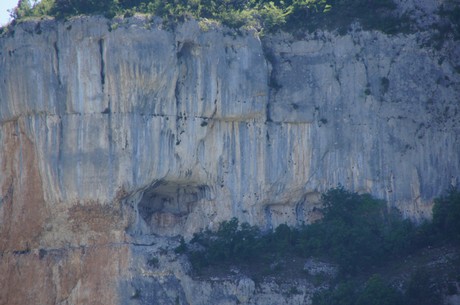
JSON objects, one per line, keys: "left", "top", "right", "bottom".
{"left": 176, "top": 187, "right": 460, "bottom": 305}
{"left": 10, "top": 0, "right": 409, "bottom": 34}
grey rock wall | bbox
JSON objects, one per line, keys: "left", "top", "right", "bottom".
{"left": 264, "top": 28, "right": 460, "bottom": 221}
{"left": 1, "top": 6, "right": 460, "bottom": 304}
{"left": 1, "top": 16, "right": 459, "bottom": 240}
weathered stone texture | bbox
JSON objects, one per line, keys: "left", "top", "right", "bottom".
{"left": 0, "top": 245, "right": 129, "bottom": 305}
{"left": 0, "top": 119, "right": 47, "bottom": 252}
{"left": 0, "top": 7, "right": 459, "bottom": 304}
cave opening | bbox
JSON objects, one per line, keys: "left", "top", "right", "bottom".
{"left": 132, "top": 180, "right": 211, "bottom": 236}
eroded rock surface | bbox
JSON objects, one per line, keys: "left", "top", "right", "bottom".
{"left": 0, "top": 9, "right": 459, "bottom": 304}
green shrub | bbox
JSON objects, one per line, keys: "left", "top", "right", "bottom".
{"left": 180, "top": 186, "right": 459, "bottom": 303}
{"left": 404, "top": 268, "right": 443, "bottom": 305}
{"left": 8, "top": 0, "right": 411, "bottom": 35}
{"left": 258, "top": 2, "right": 289, "bottom": 31}
{"left": 295, "top": 187, "right": 402, "bottom": 274}
{"left": 147, "top": 256, "right": 159, "bottom": 267}
{"left": 313, "top": 275, "right": 404, "bottom": 305}
{"left": 181, "top": 186, "right": 457, "bottom": 301}
{"left": 312, "top": 280, "right": 357, "bottom": 305}
{"left": 432, "top": 187, "right": 460, "bottom": 242}
{"left": 9, "top": 0, "right": 34, "bottom": 20}
{"left": 52, "top": 0, "right": 119, "bottom": 18}
{"left": 174, "top": 237, "right": 187, "bottom": 254}
{"left": 184, "top": 187, "right": 427, "bottom": 275}
{"left": 188, "top": 217, "right": 264, "bottom": 271}
{"left": 356, "top": 274, "right": 404, "bottom": 305}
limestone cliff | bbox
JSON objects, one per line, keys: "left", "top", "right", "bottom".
{"left": 0, "top": 5, "right": 459, "bottom": 304}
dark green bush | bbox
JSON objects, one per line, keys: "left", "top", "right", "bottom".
{"left": 295, "top": 187, "right": 415, "bottom": 274}
{"left": 9, "top": 0, "right": 33, "bottom": 20}
{"left": 183, "top": 187, "right": 430, "bottom": 274}
{"left": 404, "top": 268, "right": 443, "bottom": 305}
{"left": 51, "top": 0, "right": 119, "bottom": 18}
{"left": 356, "top": 274, "right": 404, "bottom": 305}
{"left": 147, "top": 256, "right": 159, "bottom": 267}
{"left": 8, "top": 0, "right": 409, "bottom": 34}
{"left": 432, "top": 187, "right": 460, "bottom": 242}
{"left": 439, "top": 4, "right": 460, "bottom": 41}
{"left": 312, "top": 281, "right": 358, "bottom": 305}
{"left": 182, "top": 186, "right": 457, "bottom": 302}
{"left": 174, "top": 237, "right": 187, "bottom": 254}
{"left": 184, "top": 186, "right": 460, "bottom": 273}
{"left": 313, "top": 274, "right": 405, "bottom": 305}
{"left": 187, "top": 217, "right": 264, "bottom": 271}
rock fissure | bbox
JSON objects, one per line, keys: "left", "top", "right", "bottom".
{"left": 53, "top": 41, "right": 62, "bottom": 87}
{"left": 99, "top": 38, "right": 105, "bottom": 90}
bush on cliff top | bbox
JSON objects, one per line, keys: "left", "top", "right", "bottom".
{"left": 9, "top": 0, "right": 405, "bottom": 34}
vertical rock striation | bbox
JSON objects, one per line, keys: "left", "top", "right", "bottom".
{"left": 0, "top": 11, "right": 459, "bottom": 304}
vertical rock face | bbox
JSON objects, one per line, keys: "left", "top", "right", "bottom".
{"left": 0, "top": 10, "right": 459, "bottom": 304}
{"left": 264, "top": 29, "right": 460, "bottom": 220}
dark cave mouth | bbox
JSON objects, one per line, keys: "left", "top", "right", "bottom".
{"left": 135, "top": 180, "right": 212, "bottom": 235}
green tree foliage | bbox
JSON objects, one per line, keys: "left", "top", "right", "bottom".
{"left": 356, "top": 274, "right": 404, "bottom": 305}
{"left": 51, "top": 0, "right": 119, "bottom": 18}
{"left": 182, "top": 187, "right": 460, "bottom": 274}
{"left": 9, "top": 0, "right": 54, "bottom": 19}
{"left": 183, "top": 187, "right": 427, "bottom": 274}
{"left": 438, "top": 3, "right": 460, "bottom": 41}
{"left": 187, "top": 218, "right": 264, "bottom": 270}
{"left": 309, "top": 187, "right": 458, "bottom": 305}
{"left": 295, "top": 187, "right": 418, "bottom": 274}
{"left": 8, "top": 0, "right": 405, "bottom": 34}
{"left": 313, "top": 275, "right": 405, "bottom": 305}
{"left": 432, "top": 187, "right": 460, "bottom": 242}
{"left": 404, "top": 268, "right": 443, "bottom": 305}
{"left": 174, "top": 237, "right": 187, "bottom": 254}
{"left": 32, "top": 0, "right": 55, "bottom": 16}
{"left": 179, "top": 187, "right": 457, "bottom": 303}
{"left": 258, "top": 2, "right": 289, "bottom": 31}
{"left": 312, "top": 281, "right": 358, "bottom": 305}
{"left": 9, "top": 0, "right": 34, "bottom": 19}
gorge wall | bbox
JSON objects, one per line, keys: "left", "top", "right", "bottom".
{"left": 0, "top": 5, "right": 459, "bottom": 304}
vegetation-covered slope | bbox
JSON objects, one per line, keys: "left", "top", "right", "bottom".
{"left": 10, "top": 0, "right": 406, "bottom": 34}
{"left": 178, "top": 187, "right": 460, "bottom": 304}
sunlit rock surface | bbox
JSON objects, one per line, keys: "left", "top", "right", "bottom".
{"left": 0, "top": 9, "right": 459, "bottom": 304}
